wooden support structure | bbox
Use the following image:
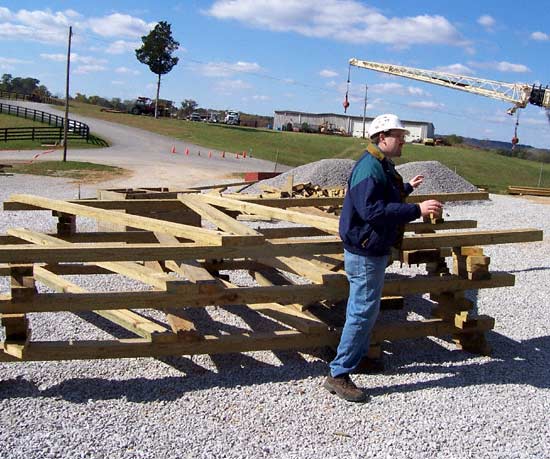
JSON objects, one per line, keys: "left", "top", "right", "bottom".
{"left": 0, "top": 187, "right": 542, "bottom": 365}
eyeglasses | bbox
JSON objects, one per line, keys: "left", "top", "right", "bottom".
{"left": 386, "top": 131, "right": 406, "bottom": 141}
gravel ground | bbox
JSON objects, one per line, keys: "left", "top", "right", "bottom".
{"left": 0, "top": 175, "right": 549, "bottom": 459}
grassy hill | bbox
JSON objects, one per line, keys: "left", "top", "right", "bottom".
{"left": 59, "top": 101, "right": 550, "bottom": 193}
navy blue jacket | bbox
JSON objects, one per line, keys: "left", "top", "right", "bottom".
{"left": 339, "top": 144, "right": 421, "bottom": 256}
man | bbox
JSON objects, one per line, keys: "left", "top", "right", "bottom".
{"left": 324, "top": 114, "right": 443, "bottom": 403}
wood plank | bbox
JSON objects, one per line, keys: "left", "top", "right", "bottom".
{"left": 33, "top": 266, "right": 176, "bottom": 342}
{"left": 0, "top": 272, "right": 515, "bottom": 314}
{"left": 7, "top": 228, "right": 182, "bottom": 291}
{"left": 0, "top": 329, "right": 340, "bottom": 361}
{"left": 7, "top": 194, "right": 233, "bottom": 246}
{"left": 405, "top": 192, "right": 489, "bottom": 203}
{"left": 401, "top": 229, "right": 543, "bottom": 250}
{"left": 198, "top": 194, "right": 340, "bottom": 234}
{"left": 178, "top": 194, "right": 263, "bottom": 237}
{"left": 0, "top": 238, "right": 343, "bottom": 263}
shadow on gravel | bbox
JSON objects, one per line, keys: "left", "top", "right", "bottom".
{"left": 1, "top": 292, "right": 548, "bottom": 402}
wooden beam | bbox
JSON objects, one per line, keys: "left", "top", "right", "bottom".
{"left": 33, "top": 266, "right": 176, "bottom": 342}
{"left": 178, "top": 195, "right": 262, "bottom": 237}
{"left": 1, "top": 272, "right": 515, "bottom": 314}
{"left": 7, "top": 194, "right": 240, "bottom": 246}
{"left": 405, "top": 192, "right": 489, "bottom": 203}
{"left": 0, "top": 238, "right": 343, "bottom": 263}
{"left": 0, "top": 329, "right": 340, "bottom": 361}
{"left": 7, "top": 228, "right": 183, "bottom": 291}
{"left": 197, "top": 194, "right": 340, "bottom": 234}
{"left": 401, "top": 229, "right": 543, "bottom": 250}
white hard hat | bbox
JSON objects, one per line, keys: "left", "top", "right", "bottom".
{"left": 368, "top": 114, "right": 410, "bottom": 139}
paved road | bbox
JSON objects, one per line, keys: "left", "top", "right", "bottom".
{"left": 0, "top": 99, "right": 287, "bottom": 188}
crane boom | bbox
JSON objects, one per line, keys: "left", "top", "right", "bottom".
{"left": 349, "top": 58, "right": 550, "bottom": 114}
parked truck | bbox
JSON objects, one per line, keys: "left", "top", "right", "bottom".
{"left": 224, "top": 110, "right": 240, "bottom": 125}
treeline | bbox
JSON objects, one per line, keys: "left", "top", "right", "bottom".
{"left": 0, "top": 73, "right": 52, "bottom": 100}
{"left": 496, "top": 148, "right": 550, "bottom": 163}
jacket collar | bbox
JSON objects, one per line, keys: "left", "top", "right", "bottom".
{"left": 366, "top": 142, "right": 386, "bottom": 161}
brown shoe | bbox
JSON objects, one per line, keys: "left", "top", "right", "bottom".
{"left": 323, "top": 374, "right": 368, "bottom": 403}
{"left": 354, "top": 357, "right": 385, "bottom": 375}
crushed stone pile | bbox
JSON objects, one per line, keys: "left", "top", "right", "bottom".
{"left": 242, "top": 159, "right": 355, "bottom": 194}
{"left": 242, "top": 158, "right": 478, "bottom": 196}
{"left": 396, "top": 161, "right": 478, "bottom": 195}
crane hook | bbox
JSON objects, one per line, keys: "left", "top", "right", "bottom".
{"left": 343, "top": 63, "right": 351, "bottom": 113}
{"left": 511, "top": 111, "right": 520, "bottom": 150}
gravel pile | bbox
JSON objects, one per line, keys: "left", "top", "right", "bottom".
{"left": 242, "top": 159, "right": 478, "bottom": 197}
{"left": 396, "top": 161, "right": 478, "bottom": 195}
{"left": 242, "top": 159, "right": 355, "bottom": 194}
{"left": 0, "top": 174, "right": 548, "bottom": 458}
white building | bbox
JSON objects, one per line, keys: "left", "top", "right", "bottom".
{"left": 273, "top": 110, "right": 434, "bottom": 142}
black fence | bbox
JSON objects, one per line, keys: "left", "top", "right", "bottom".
{"left": 0, "top": 126, "right": 90, "bottom": 143}
{"left": 0, "top": 102, "right": 90, "bottom": 142}
{"left": 0, "top": 90, "right": 64, "bottom": 105}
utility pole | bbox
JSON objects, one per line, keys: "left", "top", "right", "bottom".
{"left": 362, "top": 84, "right": 368, "bottom": 138}
{"left": 63, "top": 26, "right": 72, "bottom": 162}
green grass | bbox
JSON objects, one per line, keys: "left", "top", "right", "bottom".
{"left": 0, "top": 113, "right": 108, "bottom": 150}
{"left": 8, "top": 160, "right": 127, "bottom": 181}
{"left": 397, "top": 144, "right": 550, "bottom": 193}
{"left": 62, "top": 100, "right": 550, "bottom": 193}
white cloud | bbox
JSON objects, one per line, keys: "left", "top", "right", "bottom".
{"left": 41, "top": 53, "right": 107, "bottom": 65}
{"left": 470, "top": 60, "right": 530, "bottom": 73}
{"left": 496, "top": 61, "right": 530, "bottom": 73}
{"left": 530, "top": 31, "right": 549, "bottom": 41}
{"left": 0, "top": 8, "right": 155, "bottom": 44}
{"left": 320, "top": 69, "right": 338, "bottom": 78}
{"left": 73, "top": 64, "right": 107, "bottom": 75}
{"left": 196, "top": 61, "right": 263, "bottom": 77}
{"left": 0, "top": 57, "right": 30, "bottom": 64}
{"left": 215, "top": 79, "right": 252, "bottom": 93}
{"left": 207, "top": 0, "right": 467, "bottom": 48}
{"left": 0, "top": 7, "right": 12, "bottom": 20}
{"left": 115, "top": 66, "right": 140, "bottom": 75}
{"left": 434, "top": 63, "right": 474, "bottom": 75}
{"left": 88, "top": 13, "right": 156, "bottom": 38}
{"left": 106, "top": 40, "right": 141, "bottom": 55}
{"left": 522, "top": 116, "right": 548, "bottom": 126}
{"left": 370, "top": 82, "right": 429, "bottom": 97}
{"left": 408, "top": 100, "right": 444, "bottom": 109}
{"left": 477, "top": 15, "right": 495, "bottom": 30}
{"left": 252, "top": 94, "right": 270, "bottom": 101}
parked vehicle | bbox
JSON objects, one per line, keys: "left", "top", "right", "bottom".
{"left": 224, "top": 110, "right": 240, "bottom": 125}
{"left": 188, "top": 112, "right": 202, "bottom": 122}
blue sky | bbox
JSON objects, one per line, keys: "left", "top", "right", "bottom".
{"left": 1, "top": 0, "right": 550, "bottom": 147}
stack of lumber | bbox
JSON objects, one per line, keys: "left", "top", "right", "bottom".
{"left": 0, "top": 188, "right": 542, "bottom": 364}
{"left": 507, "top": 185, "right": 550, "bottom": 197}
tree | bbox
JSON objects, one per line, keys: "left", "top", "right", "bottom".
{"left": 135, "top": 21, "right": 179, "bottom": 119}
{"left": 180, "top": 99, "right": 198, "bottom": 118}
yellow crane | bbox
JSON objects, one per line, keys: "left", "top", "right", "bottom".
{"left": 347, "top": 58, "right": 550, "bottom": 146}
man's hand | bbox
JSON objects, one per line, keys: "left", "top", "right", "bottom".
{"left": 419, "top": 199, "right": 443, "bottom": 218}
{"left": 409, "top": 175, "right": 424, "bottom": 189}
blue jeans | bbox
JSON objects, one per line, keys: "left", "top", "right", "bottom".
{"left": 329, "top": 249, "right": 389, "bottom": 377}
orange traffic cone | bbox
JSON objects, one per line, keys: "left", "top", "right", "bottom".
{"left": 221, "top": 151, "right": 225, "bottom": 158}
{"left": 243, "top": 150, "right": 247, "bottom": 158}
{"left": 208, "top": 151, "right": 212, "bottom": 158}
{"left": 171, "top": 145, "right": 176, "bottom": 154}
{"left": 235, "top": 153, "right": 239, "bottom": 159}
{"left": 185, "top": 148, "right": 189, "bottom": 156}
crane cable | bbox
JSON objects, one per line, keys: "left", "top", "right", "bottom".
{"left": 343, "top": 63, "right": 351, "bottom": 113}
{"left": 512, "top": 111, "right": 520, "bottom": 149}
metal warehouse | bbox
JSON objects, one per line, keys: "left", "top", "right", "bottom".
{"left": 273, "top": 110, "right": 434, "bottom": 142}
